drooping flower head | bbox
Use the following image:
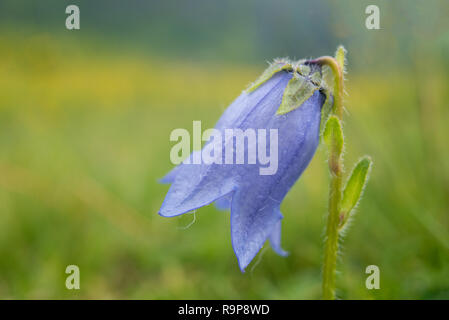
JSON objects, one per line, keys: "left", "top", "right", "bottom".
{"left": 159, "top": 58, "right": 329, "bottom": 271}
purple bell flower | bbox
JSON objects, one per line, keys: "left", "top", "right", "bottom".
{"left": 159, "top": 60, "right": 327, "bottom": 271}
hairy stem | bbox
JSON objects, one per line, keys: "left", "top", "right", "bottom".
{"left": 309, "top": 53, "right": 344, "bottom": 300}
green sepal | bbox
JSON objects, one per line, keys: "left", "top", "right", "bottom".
{"left": 323, "top": 116, "right": 344, "bottom": 156}
{"left": 310, "top": 72, "right": 322, "bottom": 86}
{"left": 246, "top": 59, "right": 293, "bottom": 93}
{"left": 319, "top": 89, "right": 333, "bottom": 140}
{"left": 247, "top": 58, "right": 323, "bottom": 115}
{"left": 339, "top": 156, "right": 373, "bottom": 229}
{"left": 276, "top": 74, "right": 319, "bottom": 115}
{"left": 297, "top": 64, "right": 310, "bottom": 76}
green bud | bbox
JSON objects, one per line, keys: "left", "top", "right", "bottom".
{"left": 335, "top": 46, "right": 346, "bottom": 73}
{"left": 339, "top": 156, "right": 373, "bottom": 229}
{"left": 323, "top": 116, "right": 344, "bottom": 157}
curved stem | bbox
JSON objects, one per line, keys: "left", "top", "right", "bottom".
{"left": 309, "top": 55, "right": 344, "bottom": 300}
{"left": 308, "top": 56, "right": 344, "bottom": 119}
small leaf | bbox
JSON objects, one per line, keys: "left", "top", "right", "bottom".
{"left": 246, "top": 59, "right": 292, "bottom": 93}
{"left": 323, "top": 116, "right": 344, "bottom": 156}
{"left": 276, "top": 74, "right": 318, "bottom": 115}
{"left": 339, "top": 156, "right": 373, "bottom": 229}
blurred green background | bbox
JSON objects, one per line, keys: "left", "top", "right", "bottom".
{"left": 0, "top": 0, "right": 449, "bottom": 299}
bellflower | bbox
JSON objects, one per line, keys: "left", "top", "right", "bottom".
{"left": 159, "top": 59, "right": 328, "bottom": 271}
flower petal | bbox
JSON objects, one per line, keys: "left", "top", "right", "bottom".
{"left": 158, "top": 162, "right": 236, "bottom": 217}
{"left": 214, "top": 72, "right": 288, "bottom": 131}
{"left": 159, "top": 73, "right": 292, "bottom": 217}
{"left": 214, "top": 194, "right": 232, "bottom": 210}
{"left": 231, "top": 190, "right": 282, "bottom": 272}
{"left": 159, "top": 151, "right": 202, "bottom": 184}
{"left": 229, "top": 90, "right": 325, "bottom": 271}
{"left": 269, "top": 220, "right": 289, "bottom": 257}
